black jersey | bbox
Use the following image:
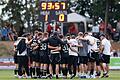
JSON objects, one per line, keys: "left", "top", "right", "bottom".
{"left": 16, "top": 38, "right": 27, "bottom": 56}
{"left": 39, "top": 42, "right": 48, "bottom": 51}
{"left": 31, "top": 38, "right": 38, "bottom": 47}
{"left": 30, "top": 38, "right": 39, "bottom": 55}
{"left": 42, "top": 36, "right": 64, "bottom": 50}
{"left": 61, "top": 41, "right": 69, "bottom": 57}
{"left": 30, "top": 38, "right": 39, "bottom": 49}
{"left": 61, "top": 41, "right": 69, "bottom": 53}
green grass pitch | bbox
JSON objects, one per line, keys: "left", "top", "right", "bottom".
{"left": 0, "top": 70, "right": 120, "bottom": 80}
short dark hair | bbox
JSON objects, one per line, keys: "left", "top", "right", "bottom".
{"left": 59, "top": 34, "right": 64, "bottom": 39}
{"left": 38, "top": 32, "right": 43, "bottom": 36}
{"left": 71, "top": 35, "right": 76, "bottom": 39}
{"left": 99, "top": 34, "right": 105, "bottom": 37}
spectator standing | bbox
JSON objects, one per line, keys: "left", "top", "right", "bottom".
{"left": 1, "top": 27, "right": 9, "bottom": 41}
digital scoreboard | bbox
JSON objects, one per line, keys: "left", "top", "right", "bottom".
{"left": 39, "top": 0, "right": 67, "bottom": 22}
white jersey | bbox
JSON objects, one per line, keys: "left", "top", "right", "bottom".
{"left": 91, "top": 37, "right": 98, "bottom": 52}
{"left": 101, "top": 38, "right": 111, "bottom": 55}
{"left": 69, "top": 39, "right": 78, "bottom": 56}
{"left": 84, "top": 35, "right": 96, "bottom": 53}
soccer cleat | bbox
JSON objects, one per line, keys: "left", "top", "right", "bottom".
{"left": 56, "top": 75, "right": 59, "bottom": 79}
{"left": 80, "top": 75, "right": 86, "bottom": 79}
{"left": 32, "top": 76, "right": 37, "bottom": 79}
{"left": 77, "top": 73, "right": 81, "bottom": 77}
{"left": 26, "top": 76, "right": 31, "bottom": 79}
{"left": 101, "top": 72, "right": 109, "bottom": 78}
{"left": 96, "top": 72, "right": 101, "bottom": 78}
{"left": 63, "top": 76, "right": 67, "bottom": 79}
{"left": 14, "top": 75, "right": 18, "bottom": 77}
{"left": 18, "top": 76, "right": 23, "bottom": 79}
{"left": 41, "top": 76, "right": 47, "bottom": 79}
{"left": 70, "top": 74, "right": 75, "bottom": 79}
{"left": 46, "top": 74, "right": 53, "bottom": 79}
{"left": 86, "top": 75, "right": 90, "bottom": 79}
{"left": 90, "top": 75, "right": 96, "bottom": 78}
{"left": 104, "top": 74, "right": 109, "bottom": 78}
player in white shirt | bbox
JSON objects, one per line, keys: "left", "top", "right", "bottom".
{"left": 84, "top": 32, "right": 99, "bottom": 78}
{"left": 100, "top": 34, "right": 112, "bottom": 78}
{"left": 68, "top": 35, "right": 83, "bottom": 79}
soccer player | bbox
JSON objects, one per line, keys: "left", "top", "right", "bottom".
{"left": 59, "top": 34, "right": 69, "bottom": 79}
{"left": 16, "top": 35, "right": 30, "bottom": 79}
{"left": 38, "top": 32, "right": 49, "bottom": 78}
{"left": 68, "top": 35, "right": 82, "bottom": 79}
{"left": 28, "top": 30, "right": 39, "bottom": 78}
{"left": 42, "top": 32, "right": 64, "bottom": 79}
{"left": 34, "top": 32, "right": 43, "bottom": 78}
{"left": 95, "top": 39, "right": 101, "bottom": 78}
{"left": 13, "top": 38, "right": 20, "bottom": 77}
{"left": 84, "top": 32, "right": 98, "bottom": 78}
{"left": 77, "top": 32, "right": 88, "bottom": 78}
{"left": 26, "top": 33, "right": 33, "bottom": 78}
{"left": 99, "top": 34, "right": 112, "bottom": 78}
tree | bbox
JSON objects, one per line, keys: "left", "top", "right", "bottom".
{"left": 1, "top": 0, "right": 40, "bottom": 35}
{"left": 69, "top": 0, "right": 120, "bottom": 27}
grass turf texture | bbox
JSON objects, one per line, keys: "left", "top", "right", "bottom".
{"left": 0, "top": 70, "right": 120, "bottom": 80}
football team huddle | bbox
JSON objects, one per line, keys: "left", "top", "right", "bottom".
{"left": 13, "top": 30, "right": 111, "bottom": 79}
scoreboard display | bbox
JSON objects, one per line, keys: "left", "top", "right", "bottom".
{"left": 39, "top": 0, "right": 67, "bottom": 22}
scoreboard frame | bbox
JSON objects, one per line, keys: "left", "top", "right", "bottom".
{"left": 39, "top": 0, "right": 67, "bottom": 22}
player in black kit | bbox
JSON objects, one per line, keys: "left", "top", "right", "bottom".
{"left": 28, "top": 30, "right": 40, "bottom": 78}
{"left": 59, "top": 34, "right": 69, "bottom": 79}
{"left": 38, "top": 32, "right": 49, "bottom": 78}
{"left": 42, "top": 32, "right": 64, "bottom": 79}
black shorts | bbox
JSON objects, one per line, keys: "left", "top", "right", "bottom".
{"left": 61, "top": 53, "right": 69, "bottom": 64}
{"left": 49, "top": 53, "right": 61, "bottom": 64}
{"left": 29, "top": 53, "right": 33, "bottom": 64}
{"left": 17, "top": 56, "right": 29, "bottom": 67}
{"left": 31, "top": 50, "right": 39, "bottom": 62}
{"left": 69, "top": 55, "right": 78, "bottom": 65}
{"left": 79, "top": 56, "right": 88, "bottom": 64}
{"left": 88, "top": 52, "right": 99, "bottom": 62}
{"left": 100, "top": 54, "right": 110, "bottom": 64}
{"left": 95, "top": 54, "right": 100, "bottom": 66}
{"left": 14, "top": 54, "right": 18, "bottom": 64}
{"left": 39, "top": 51, "right": 50, "bottom": 64}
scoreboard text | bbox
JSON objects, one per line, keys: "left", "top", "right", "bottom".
{"left": 39, "top": 0, "right": 67, "bottom": 22}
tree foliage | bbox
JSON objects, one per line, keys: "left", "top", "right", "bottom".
{"left": 1, "top": 0, "right": 40, "bottom": 32}
{"left": 70, "top": 0, "right": 120, "bottom": 27}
